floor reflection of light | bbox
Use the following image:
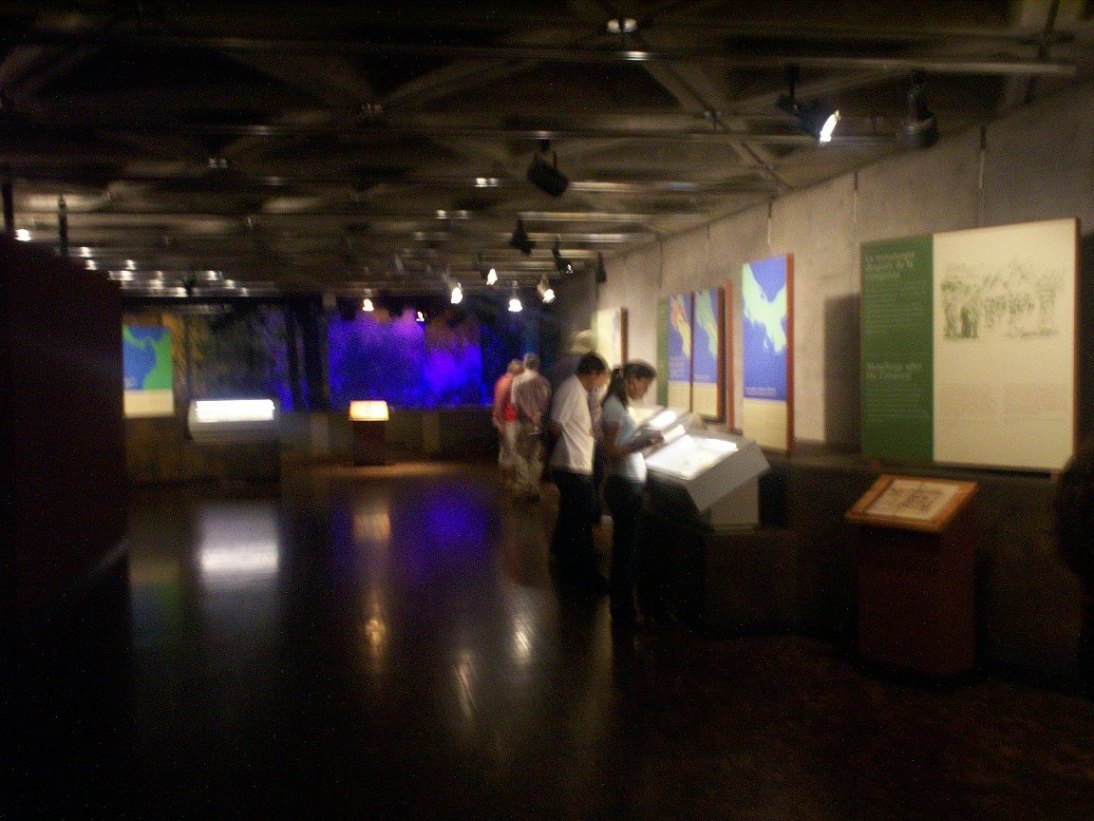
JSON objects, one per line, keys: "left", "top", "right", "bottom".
{"left": 352, "top": 503, "right": 392, "bottom": 543}
{"left": 197, "top": 504, "right": 281, "bottom": 588}
{"left": 361, "top": 593, "right": 389, "bottom": 659}
{"left": 199, "top": 544, "right": 279, "bottom": 576}
{"left": 363, "top": 616, "right": 388, "bottom": 653}
{"left": 455, "top": 650, "right": 477, "bottom": 722}
{"left": 511, "top": 621, "right": 533, "bottom": 666}
{"left": 502, "top": 586, "right": 544, "bottom": 670}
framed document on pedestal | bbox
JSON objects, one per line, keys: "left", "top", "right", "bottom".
{"left": 845, "top": 474, "right": 977, "bottom": 534}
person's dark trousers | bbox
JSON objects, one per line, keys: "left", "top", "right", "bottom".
{"left": 604, "top": 475, "right": 643, "bottom": 623}
{"left": 591, "top": 442, "right": 605, "bottom": 523}
{"left": 551, "top": 469, "right": 602, "bottom": 588}
{"left": 1080, "top": 594, "right": 1094, "bottom": 698}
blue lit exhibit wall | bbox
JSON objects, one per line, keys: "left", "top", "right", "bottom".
{"left": 329, "top": 301, "right": 546, "bottom": 410}
{"left": 329, "top": 306, "right": 485, "bottom": 409}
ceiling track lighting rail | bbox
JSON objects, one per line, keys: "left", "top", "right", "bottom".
{"left": 2, "top": 31, "right": 1075, "bottom": 75}
{"left": 27, "top": 119, "right": 924, "bottom": 146}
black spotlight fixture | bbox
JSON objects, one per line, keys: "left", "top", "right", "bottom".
{"left": 595, "top": 252, "right": 607, "bottom": 285}
{"left": 777, "top": 66, "right": 840, "bottom": 144}
{"left": 526, "top": 140, "right": 569, "bottom": 197}
{"left": 509, "top": 219, "right": 535, "bottom": 255}
{"left": 902, "top": 70, "right": 939, "bottom": 150}
{"left": 552, "top": 239, "right": 574, "bottom": 275}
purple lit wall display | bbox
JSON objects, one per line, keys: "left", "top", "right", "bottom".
{"left": 328, "top": 307, "right": 488, "bottom": 409}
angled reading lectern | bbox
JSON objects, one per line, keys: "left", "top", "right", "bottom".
{"left": 846, "top": 475, "right": 979, "bottom": 678}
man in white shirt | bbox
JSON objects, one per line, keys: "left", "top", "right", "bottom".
{"left": 546, "top": 352, "right": 609, "bottom": 591}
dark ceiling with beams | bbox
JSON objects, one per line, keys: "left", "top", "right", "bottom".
{"left": 0, "top": 0, "right": 1091, "bottom": 300}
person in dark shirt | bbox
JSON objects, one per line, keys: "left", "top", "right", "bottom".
{"left": 1055, "top": 438, "right": 1094, "bottom": 696}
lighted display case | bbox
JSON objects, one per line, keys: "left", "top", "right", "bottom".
{"left": 644, "top": 429, "right": 769, "bottom": 529}
{"left": 186, "top": 398, "right": 279, "bottom": 443}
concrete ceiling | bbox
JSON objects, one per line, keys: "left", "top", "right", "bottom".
{"left": 0, "top": 0, "right": 1090, "bottom": 301}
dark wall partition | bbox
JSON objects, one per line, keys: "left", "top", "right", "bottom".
{"left": 0, "top": 236, "right": 126, "bottom": 617}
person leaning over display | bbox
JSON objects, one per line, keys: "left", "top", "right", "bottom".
{"left": 547, "top": 352, "right": 610, "bottom": 592}
{"left": 599, "top": 361, "right": 662, "bottom": 628}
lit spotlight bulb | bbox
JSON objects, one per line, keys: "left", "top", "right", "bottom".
{"left": 818, "top": 110, "right": 840, "bottom": 143}
{"left": 362, "top": 297, "right": 374, "bottom": 312}
{"left": 486, "top": 267, "right": 498, "bottom": 286}
{"left": 508, "top": 283, "right": 522, "bottom": 313}
{"left": 416, "top": 310, "right": 426, "bottom": 323}
{"left": 450, "top": 282, "right": 463, "bottom": 305}
{"left": 537, "top": 276, "right": 555, "bottom": 304}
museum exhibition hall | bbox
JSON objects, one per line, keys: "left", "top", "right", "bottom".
{"left": 3, "top": 2, "right": 1094, "bottom": 818}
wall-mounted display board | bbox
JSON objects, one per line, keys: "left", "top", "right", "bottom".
{"left": 691, "top": 287, "right": 725, "bottom": 420}
{"left": 594, "top": 307, "right": 628, "bottom": 369}
{"left": 845, "top": 474, "right": 978, "bottom": 534}
{"left": 861, "top": 218, "right": 1077, "bottom": 472}
{"left": 123, "top": 324, "right": 174, "bottom": 417}
{"left": 666, "top": 292, "right": 693, "bottom": 410}
{"left": 741, "top": 254, "right": 794, "bottom": 452}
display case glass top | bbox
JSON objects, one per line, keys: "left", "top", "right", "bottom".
{"left": 644, "top": 434, "right": 738, "bottom": 481}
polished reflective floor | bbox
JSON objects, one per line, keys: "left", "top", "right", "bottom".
{"left": 8, "top": 456, "right": 1094, "bottom": 818}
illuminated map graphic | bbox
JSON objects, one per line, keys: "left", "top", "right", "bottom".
{"left": 692, "top": 288, "right": 720, "bottom": 385}
{"left": 743, "top": 257, "right": 788, "bottom": 401}
{"left": 123, "top": 325, "right": 173, "bottom": 391}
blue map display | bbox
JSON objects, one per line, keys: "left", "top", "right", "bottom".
{"left": 667, "top": 293, "right": 692, "bottom": 383}
{"left": 123, "top": 325, "right": 172, "bottom": 391}
{"left": 692, "top": 288, "right": 719, "bottom": 385}
{"left": 743, "top": 257, "right": 788, "bottom": 401}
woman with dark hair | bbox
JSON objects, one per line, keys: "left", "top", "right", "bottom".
{"left": 600, "top": 361, "right": 661, "bottom": 628}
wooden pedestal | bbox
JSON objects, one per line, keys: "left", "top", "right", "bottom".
{"left": 352, "top": 420, "right": 386, "bottom": 465}
{"left": 847, "top": 476, "right": 978, "bottom": 678}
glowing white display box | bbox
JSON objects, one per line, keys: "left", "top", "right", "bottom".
{"left": 645, "top": 430, "right": 769, "bottom": 528}
{"left": 349, "top": 400, "right": 390, "bottom": 421}
{"left": 187, "top": 398, "right": 279, "bottom": 442}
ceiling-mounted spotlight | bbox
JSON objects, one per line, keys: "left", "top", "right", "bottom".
{"left": 552, "top": 238, "right": 574, "bottom": 275}
{"left": 508, "top": 281, "right": 523, "bottom": 313}
{"left": 902, "top": 70, "right": 939, "bottom": 150}
{"left": 596, "top": 252, "right": 608, "bottom": 285}
{"left": 777, "top": 66, "right": 840, "bottom": 144}
{"left": 537, "top": 275, "right": 555, "bottom": 304}
{"left": 362, "top": 296, "right": 374, "bottom": 312}
{"left": 509, "top": 218, "right": 535, "bottom": 255}
{"left": 416, "top": 309, "right": 426, "bottom": 323}
{"left": 478, "top": 253, "right": 499, "bottom": 285}
{"left": 527, "top": 140, "right": 569, "bottom": 197}
{"left": 450, "top": 281, "right": 463, "bottom": 305}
